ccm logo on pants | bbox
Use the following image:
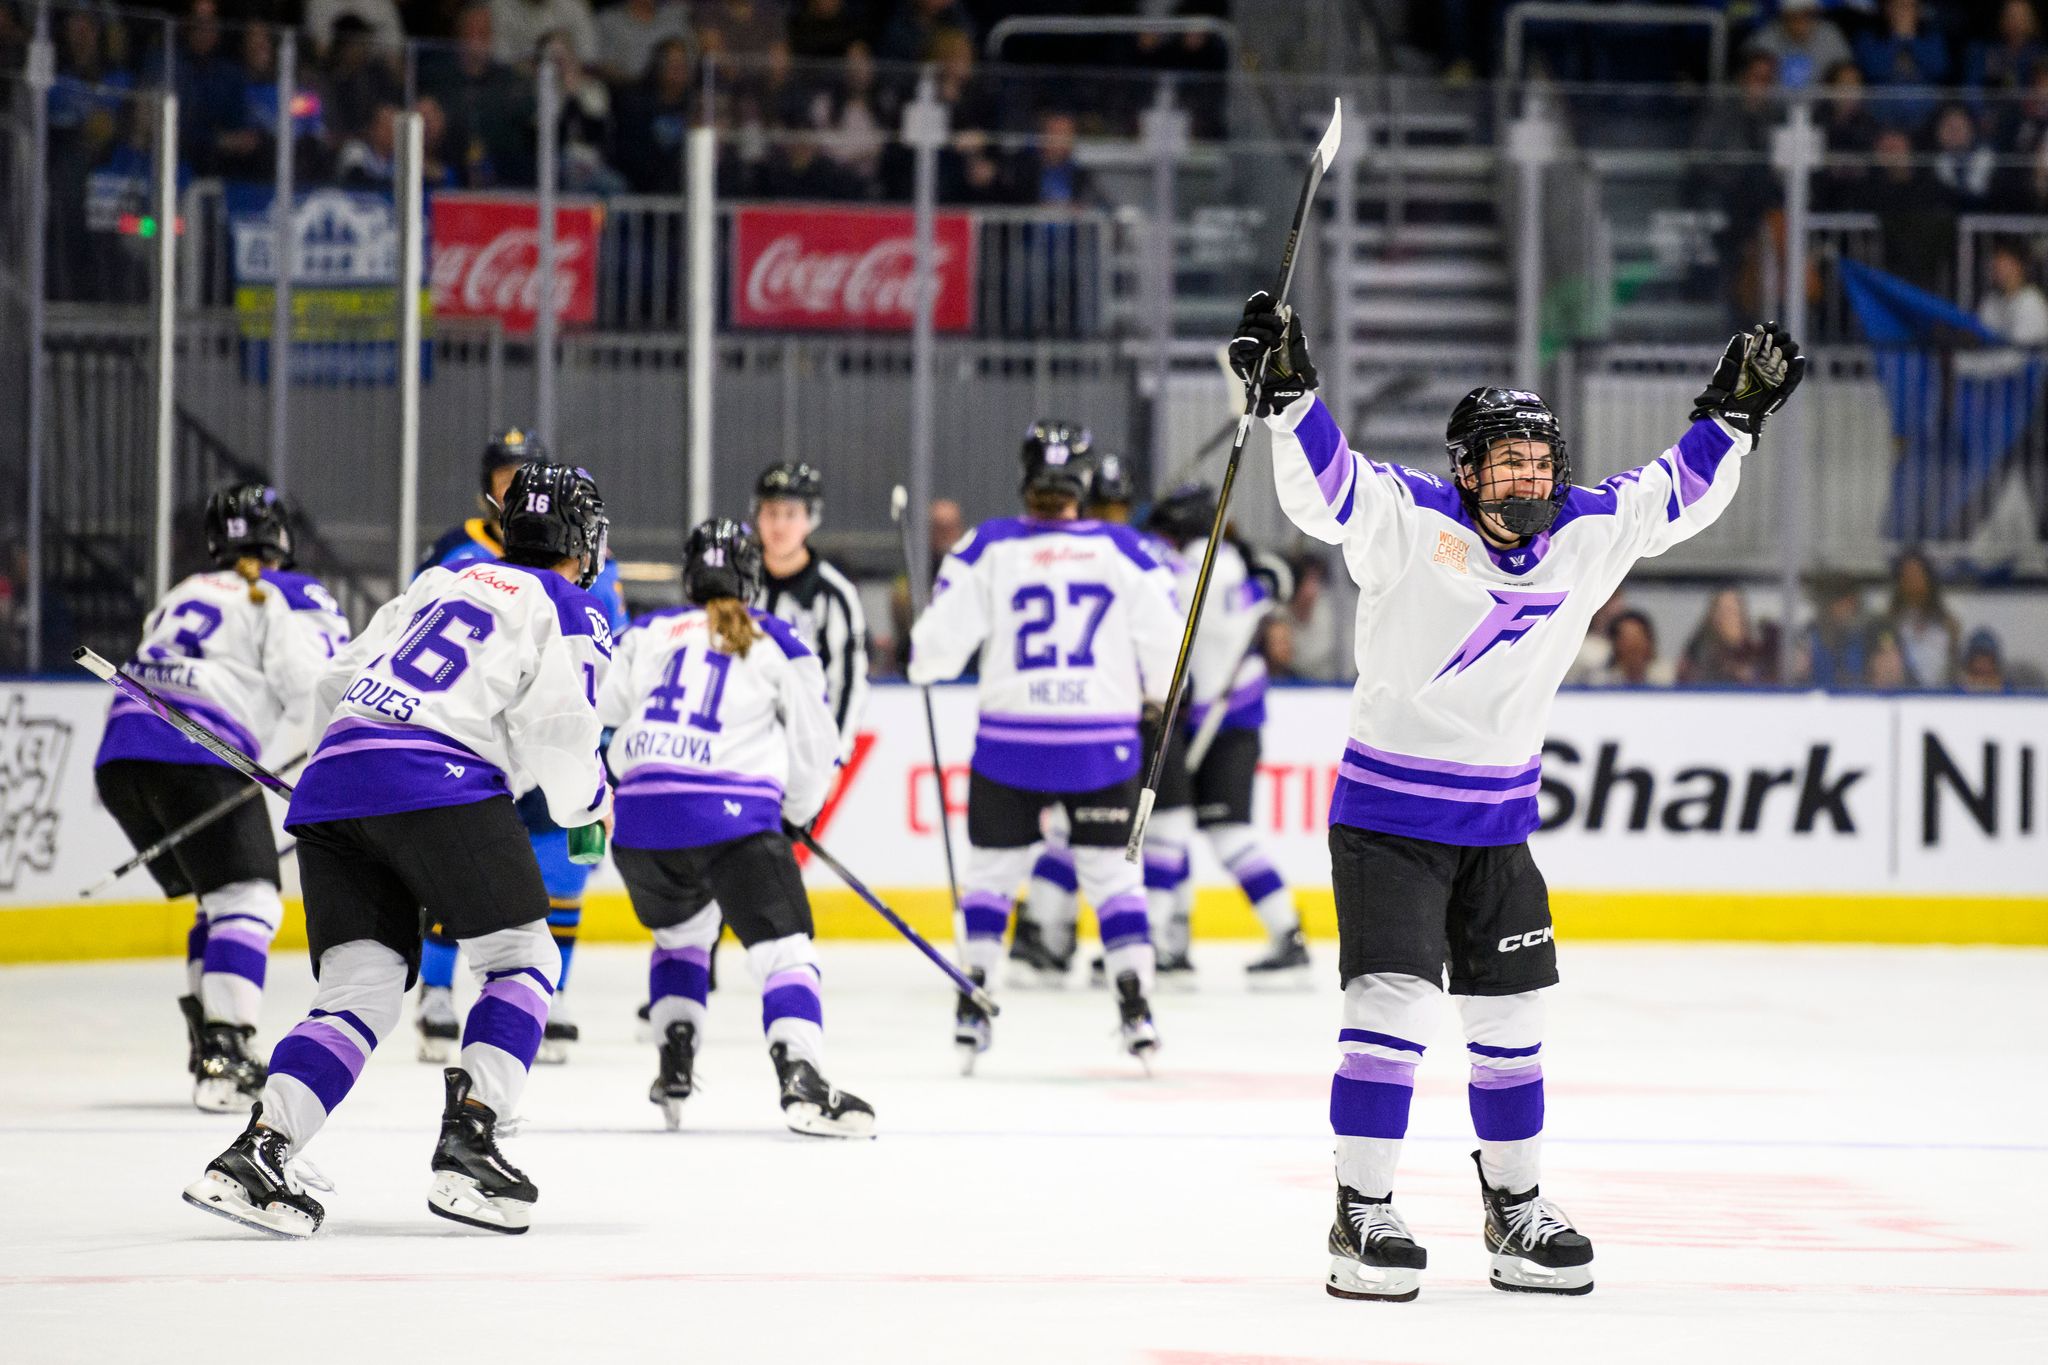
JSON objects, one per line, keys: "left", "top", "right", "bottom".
{"left": 1498, "top": 927, "right": 1554, "bottom": 953}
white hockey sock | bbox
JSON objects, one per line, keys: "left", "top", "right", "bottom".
{"left": 1207, "top": 823, "right": 1300, "bottom": 939}
{"left": 649, "top": 912, "right": 719, "bottom": 1040}
{"left": 1075, "top": 846, "right": 1153, "bottom": 993}
{"left": 259, "top": 941, "right": 407, "bottom": 1149}
{"left": 1330, "top": 973, "right": 1440, "bottom": 1199}
{"left": 1025, "top": 844, "right": 1081, "bottom": 956}
{"left": 750, "top": 934, "right": 825, "bottom": 1068}
{"left": 1458, "top": 990, "right": 1546, "bottom": 1193}
{"left": 197, "top": 879, "right": 285, "bottom": 1028}
{"left": 458, "top": 921, "right": 561, "bottom": 1119}
{"left": 1141, "top": 806, "right": 1194, "bottom": 955}
{"left": 961, "top": 844, "right": 1033, "bottom": 983}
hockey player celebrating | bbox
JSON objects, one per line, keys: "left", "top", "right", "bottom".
{"left": 1231, "top": 293, "right": 1803, "bottom": 1299}
{"left": 751, "top": 463, "right": 869, "bottom": 757}
{"left": 413, "top": 429, "right": 628, "bottom": 1066}
{"left": 94, "top": 482, "right": 349, "bottom": 1112}
{"left": 182, "top": 463, "right": 614, "bottom": 1238}
{"left": 909, "top": 424, "right": 1183, "bottom": 1069}
{"left": 600, "top": 518, "right": 875, "bottom": 1138}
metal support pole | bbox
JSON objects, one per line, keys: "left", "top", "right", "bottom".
{"left": 268, "top": 27, "right": 297, "bottom": 480}
{"left": 1508, "top": 96, "right": 1558, "bottom": 392}
{"left": 903, "top": 71, "right": 947, "bottom": 580}
{"left": 685, "top": 110, "right": 715, "bottom": 527}
{"left": 395, "top": 112, "right": 425, "bottom": 583}
{"left": 1773, "top": 103, "right": 1820, "bottom": 684}
{"left": 535, "top": 57, "right": 560, "bottom": 448}
{"left": 1141, "top": 79, "right": 1188, "bottom": 482}
{"left": 23, "top": 6, "right": 52, "bottom": 670}
{"left": 153, "top": 93, "right": 179, "bottom": 602}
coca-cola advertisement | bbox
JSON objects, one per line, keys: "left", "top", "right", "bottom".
{"left": 431, "top": 194, "right": 602, "bottom": 335}
{"left": 732, "top": 206, "right": 975, "bottom": 332}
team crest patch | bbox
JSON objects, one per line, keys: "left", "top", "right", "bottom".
{"left": 585, "top": 607, "right": 615, "bottom": 655}
{"left": 1432, "top": 531, "right": 1470, "bottom": 574}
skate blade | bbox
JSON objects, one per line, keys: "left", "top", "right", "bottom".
{"left": 181, "top": 1172, "right": 318, "bottom": 1240}
{"left": 1246, "top": 966, "right": 1314, "bottom": 993}
{"left": 955, "top": 1040, "right": 983, "bottom": 1076}
{"left": 652, "top": 1092, "right": 686, "bottom": 1131}
{"left": 192, "top": 1078, "right": 253, "bottom": 1113}
{"left": 1124, "top": 1036, "right": 1161, "bottom": 1074}
{"left": 427, "top": 1172, "right": 531, "bottom": 1234}
{"left": 1488, "top": 1253, "right": 1593, "bottom": 1295}
{"left": 1326, "top": 1255, "right": 1419, "bottom": 1303}
{"left": 536, "top": 1039, "right": 572, "bottom": 1066}
{"left": 416, "top": 1035, "right": 456, "bottom": 1065}
{"left": 782, "top": 1103, "right": 877, "bottom": 1140}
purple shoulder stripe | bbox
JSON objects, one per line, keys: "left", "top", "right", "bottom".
{"left": 753, "top": 610, "right": 814, "bottom": 660}
{"left": 488, "top": 562, "right": 614, "bottom": 658}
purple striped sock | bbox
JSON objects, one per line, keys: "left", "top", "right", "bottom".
{"left": 760, "top": 966, "right": 823, "bottom": 1032}
{"left": 1468, "top": 1065, "right": 1544, "bottom": 1141}
{"left": 201, "top": 920, "right": 272, "bottom": 991}
{"left": 651, "top": 945, "right": 711, "bottom": 1007}
{"left": 961, "top": 890, "right": 1010, "bottom": 941}
{"left": 1031, "top": 848, "right": 1078, "bottom": 893}
{"left": 1330, "top": 1051, "right": 1418, "bottom": 1139}
{"left": 268, "top": 1016, "right": 370, "bottom": 1114}
{"left": 1228, "top": 852, "right": 1286, "bottom": 905}
{"left": 461, "top": 972, "right": 551, "bottom": 1068}
{"left": 1095, "top": 892, "right": 1151, "bottom": 949}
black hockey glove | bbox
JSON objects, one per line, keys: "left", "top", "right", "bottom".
{"left": 1691, "top": 321, "right": 1806, "bottom": 437}
{"left": 1228, "top": 290, "right": 1319, "bottom": 417}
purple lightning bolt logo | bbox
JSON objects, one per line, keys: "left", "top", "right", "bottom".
{"left": 1434, "top": 590, "right": 1569, "bottom": 680}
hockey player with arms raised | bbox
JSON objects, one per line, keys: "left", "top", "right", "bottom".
{"left": 601, "top": 518, "right": 875, "bottom": 1138}
{"left": 94, "top": 482, "right": 349, "bottom": 1112}
{"left": 910, "top": 427, "right": 1183, "bottom": 1069}
{"left": 1231, "top": 292, "right": 1803, "bottom": 1299}
{"left": 182, "top": 464, "right": 615, "bottom": 1238}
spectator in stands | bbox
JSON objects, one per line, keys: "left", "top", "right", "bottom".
{"left": 304, "top": 0, "right": 404, "bottom": 61}
{"left": 210, "top": 23, "right": 284, "bottom": 181}
{"left": 319, "top": 14, "right": 404, "bottom": 146}
{"left": 420, "top": 3, "right": 537, "bottom": 186}
{"left": 1679, "top": 587, "right": 1766, "bottom": 685}
{"left": 491, "top": 0, "right": 597, "bottom": 69}
{"left": 49, "top": 8, "right": 135, "bottom": 143}
{"left": 1966, "top": 0, "right": 2045, "bottom": 101}
{"left": 1282, "top": 554, "right": 1346, "bottom": 683}
{"left": 1583, "top": 611, "right": 1675, "bottom": 687}
{"left": 818, "top": 40, "right": 895, "bottom": 181}
{"left": 336, "top": 100, "right": 401, "bottom": 185}
{"left": 694, "top": 0, "right": 787, "bottom": 61}
{"left": 1817, "top": 61, "right": 1883, "bottom": 210}
{"left": 1746, "top": 0, "right": 1854, "bottom": 93}
{"left": 930, "top": 26, "right": 1000, "bottom": 133}
{"left": 1882, "top": 549, "right": 1961, "bottom": 687}
{"left": 1866, "top": 628, "right": 1910, "bottom": 688}
{"left": 1801, "top": 574, "right": 1875, "bottom": 689}
{"left": 1854, "top": 0, "right": 1950, "bottom": 128}
{"left": 596, "top": 0, "right": 693, "bottom": 86}
{"left": 879, "top": 0, "right": 972, "bottom": 63}
{"left": 1977, "top": 238, "right": 2048, "bottom": 344}
{"left": 1691, "top": 49, "right": 1783, "bottom": 321}
{"left": 940, "top": 129, "right": 1010, "bottom": 204}
{"left": 540, "top": 27, "right": 626, "bottom": 193}
{"left": 1854, "top": 127, "right": 1956, "bottom": 294}
{"left": 1011, "top": 110, "right": 1095, "bottom": 207}
{"left": 1992, "top": 64, "right": 2048, "bottom": 211}
{"left": 788, "top": 0, "right": 862, "bottom": 62}
{"left": 156, "top": 0, "right": 250, "bottom": 176}
{"left": 1930, "top": 100, "right": 1996, "bottom": 209}
{"left": 614, "top": 36, "right": 695, "bottom": 191}
{"left": 1959, "top": 627, "right": 2011, "bottom": 692}
{"left": 756, "top": 127, "right": 868, "bottom": 199}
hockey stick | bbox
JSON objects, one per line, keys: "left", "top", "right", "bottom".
{"left": 73, "top": 649, "right": 299, "bottom": 799}
{"left": 786, "top": 822, "right": 1000, "bottom": 1016}
{"left": 1127, "top": 97, "right": 1343, "bottom": 861}
{"left": 891, "top": 484, "right": 963, "bottom": 922}
{"left": 82, "top": 749, "right": 311, "bottom": 896}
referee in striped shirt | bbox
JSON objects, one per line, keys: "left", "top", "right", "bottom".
{"left": 751, "top": 463, "right": 870, "bottom": 758}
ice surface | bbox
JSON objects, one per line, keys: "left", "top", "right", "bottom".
{"left": 3, "top": 942, "right": 2046, "bottom": 1364}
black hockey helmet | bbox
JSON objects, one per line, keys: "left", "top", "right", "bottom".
{"left": 501, "top": 463, "right": 608, "bottom": 589}
{"left": 480, "top": 427, "right": 546, "bottom": 501}
{"left": 753, "top": 462, "right": 824, "bottom": 522}
{"left": 1147, "top": 482, "right": 1219, "bottom": 546}
{"left": 1020, "top": 419, "right": 1094, "bottom": 503}
{"left": 204, "top": 481, "right": 295, "bottom": 568}
{"left": 1089, "top": 452, "right": 1137, "bottom": 510}
{"left": 1445, "top": 387, "right": 1571, "bottom": 538}
{"left": 683, "top": 517, "right": 765, "bottom": 605}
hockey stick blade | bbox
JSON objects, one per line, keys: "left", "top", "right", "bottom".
{"left": 81, "top": 749, "right": 310, "bottom": 897}
{"left": 1125, "top": 98, "right": 1342, "bottom": 862}
{"left": 73, "top": 648, "right": 298, "bottom": 799}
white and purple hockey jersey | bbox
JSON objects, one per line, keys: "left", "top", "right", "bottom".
{"left": 1269, "top": 393, "right": 1751, "bottom": 846}
{"left": 95, "top": 569, "right": 350, "bottom": 770}
{"left": 1178, "top": 539, "right": 1272, "bottom": 737}
{"left": 908, "top": 517, "right": 1181, "bottom": 792}
{"left": 597, "top": 608, "right": 839, "bottom": 849}
{"left": 287, "top": 561, "right": 612, "bottom": 828}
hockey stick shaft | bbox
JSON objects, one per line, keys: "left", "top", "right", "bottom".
{"left": 73, "top": 648, "right": 299, "bottom": 799}
{"left": 787, "top": 823, "right": 1000, "bottom": 1016}
{"left": 1128, "top": 99, "right": 1342, "bottom": 861}
{"left": 83, "top": 749, "right": 310, "bottom": 896}
{"left": 891, "top": 484, "right": 963, "bottom": 920}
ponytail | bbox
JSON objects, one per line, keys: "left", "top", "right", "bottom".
{"left": 705, "top": 597, "right": 758, "bottom": 658}
{"left": 234, "top": 555, "right": 269, "bottom": 605}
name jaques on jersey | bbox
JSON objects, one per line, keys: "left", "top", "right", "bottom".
{"left": 97, "top": 569, "right": 352, "bottom": 768}
{"left": 287, "top": 561, "right": 612, "bottom": 829}
{"left": 1268, "top": 392, "right": 1753, "bottom": 846}
{"left": 596, "top": 607, "right": 840, "bottom": 849}
{"left": 908, "top": 518, "right": 1181, "bottom": 792}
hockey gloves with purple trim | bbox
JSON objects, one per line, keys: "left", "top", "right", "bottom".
{"left": 1229, "top": 291, "right": 1319, "bottom": 417}
{"left": 1691, "top": 321, "right": 1806, "bottom": 437}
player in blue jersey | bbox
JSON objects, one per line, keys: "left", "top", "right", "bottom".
{"left": 412, "top": 430, "right": 629, "bottom": 1065}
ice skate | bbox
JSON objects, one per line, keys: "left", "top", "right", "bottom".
{"left": 1326, "top": 1185, "right": 1426, "bottom": 1302}
{"left": 1006, "top": 914, "right": 1072, "bottom": 989}
{"left": 1113, "top": 970, "right": 1160, "bottom": 1071}
{"left": 178, "top": 994, "right": 205, "bottom": 1076}
{"left": 771, "top": 1042, "right": 875, "bottom": 1138}
{"left": 415, "top": 985, "right": 458, "bottom": 1064}
{"left": 1245, "top": 927, "right": 1312, "bottom": 990}
{"left": 648, "top": 1021, "right": 698, "bottom": 1131}
{"left": 193, "top": 1022, "right": 266, "bottom": 1113}
{"left": 1472, "top": 1151, "right": 1594, "bottom": 1295}
{"left": 537, "top": 993, "right": 578, "bottom": 1065}
{"left": 427, "top": 1068, "right": 536, "bottom": 1233}
{"left": 953, "top": 968, "right": 992, "bottom": 1074}
{"left": 1154, "top": 947, "right": 1197, "bottom": 991}
{"left": 634, "top": 999, "right": 655, "bottom": 1043}
{"left": 182, "top": 1103, "right": 328, "bottom": 1239}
